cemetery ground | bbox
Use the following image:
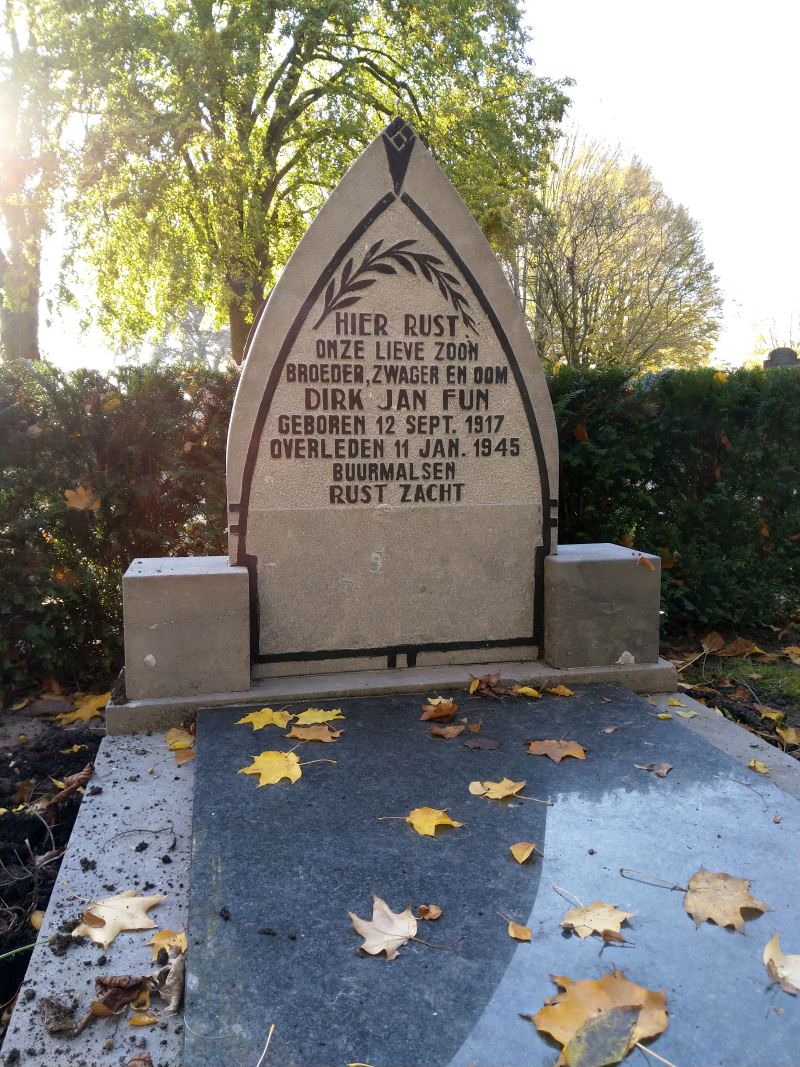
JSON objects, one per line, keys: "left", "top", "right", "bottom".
{"left": 1, "top": 627, "right": 800, "bottom": 1064}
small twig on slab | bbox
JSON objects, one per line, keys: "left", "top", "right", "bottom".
{"left": 619, "top": 868, "right": 687, "bottom": 892}
{"left": 0, "top": 942, "right": 37, "bottom": 963}
{"left": 517, "top": 794, "right": 553, "bottom": 806}
{"left": 552, "top": 884, "right": 584, "bottom": 909}
{"left": 254, "top": 1023, "right": 276, "bottom": 1067}
{"left": 108, "top": 822, "right": 176, "bottom": 845}
{"left": 635, "top": 1040, "right": 680, "bottom": 1067}
{"left": 298, "top": 759, "right": 337, "bottom": 767}
{"left": 411, "top": 933, "right": 464, "bottom": 950}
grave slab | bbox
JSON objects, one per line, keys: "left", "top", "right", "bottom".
{"left": 185, "top": 685, "right": 800, "bottom": 1067}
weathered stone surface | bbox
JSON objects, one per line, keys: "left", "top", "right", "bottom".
{"left": 227, "top": 118, "right": 558, "bottom": 675}
{"left": 763, "top": 346, "right": 799, "bottom": 368}
{"left": 123, "top": 556, "right": 250, "bottom": 700}
{"left": 543, "top": 543, "right": 660, "bottom": 668}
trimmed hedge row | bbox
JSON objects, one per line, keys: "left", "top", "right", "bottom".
{"left": 1, "top": 360, "right": 798, "bottom": 689}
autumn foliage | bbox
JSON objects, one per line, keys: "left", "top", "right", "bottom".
{"left": 2, "top": 359, "right": 798, "bottom": 689}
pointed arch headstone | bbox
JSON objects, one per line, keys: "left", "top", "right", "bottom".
{"left": 227, "top": 118, "right": 559, "bottom": 676}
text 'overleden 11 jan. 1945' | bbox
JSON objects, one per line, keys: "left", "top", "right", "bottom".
{"left": 265, "top": 247, "right": 529, "bottom": 509}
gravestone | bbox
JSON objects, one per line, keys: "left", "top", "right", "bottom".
{"left": 227, "top": 118, "right": 559, "bottom": 678}
{"left": 763, "top": 346, "right": 799, "bottom": 369}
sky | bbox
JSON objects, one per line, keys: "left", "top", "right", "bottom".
{"left": 525, "top": 0, "right": 800, "bottom": 365}
{"left": 42, "top": 0, "right": 800, "bottom": 369}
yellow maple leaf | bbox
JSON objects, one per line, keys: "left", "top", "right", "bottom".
{"left": 165, "top": 727, "right": 194, "bottom": 751}
{"left": 764, "top": 932, "right": 800, "bottom": 994}
{"left": 512, "top": 685, "right": 541, "bottom": 699}
{"left": 561, "top": 901, "right": 635, "bottom": 941}
{"left": 545, "top": 685, "right": 575, "bottom": 697}
{"left": 72, "top": 889, "right": 166, "bottom": 949}
{"left": 293, "top": 707, "right": 345, "bottom": 726}
{"left": 238, "top": 750, "right": 302, "bottom": 787}
{"left": 527, "top": 968, "right": 668, "bottom": 1066}
{"left": 526, "top": 739, "right": 586, "bottom": 763}
{"left": 146, "top": 929, "right": 187, "bottom": 961}
{"left": 285, "top": 724, "right": 342, "bottom": 743}
{"left": 777, "top": 726, "right": 800, "bottom": 746}
{"left": 749, "top": 759, "right": 769, "bottom": 774}
{"left": 55, "top": 692, "right": 109, "bottom": 725}
{"left": 470, "top": 777, "right": 526, "bottom": 801}
{"left": 405, "top": 807, "right": 462, "bottom": 837}
{"left": 236, "top": 708, "right": 293, "bottom": 730}
{"left": 510, "top": 842, "right": 538, "bottom": 864}
{"left": 684, "top": 868, "right": 767, "bottom": 931}
{"left": 64, "top": 483, "right": 101, "bottom": 511}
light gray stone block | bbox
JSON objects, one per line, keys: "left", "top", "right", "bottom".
{"left": 123, "top": 556, "right": 250, "bottom": 700}
{"left": 544, "top": 543, "right": 661, "bottom": 668}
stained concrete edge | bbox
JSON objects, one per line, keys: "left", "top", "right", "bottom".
{"left": 0, "top": 733, "right": 194, "bottom": 1067}
{"left": 106, "top": 658, "right": 678, "bottom": 733}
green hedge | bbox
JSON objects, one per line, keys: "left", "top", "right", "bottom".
{"left": 1, "top": 360, "right": 798, "bottom": 690}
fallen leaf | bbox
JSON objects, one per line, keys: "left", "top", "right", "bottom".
{"left": 125, "top": 1054, "right": 154, "bottom": 1067}
{"left": 462, "top": 736, "right": 500, "bottom": 750}
{"left": 675, "top": 710, "right": 697, "bottom": 720}
{"left": 416, "top": 904, "right": 442, "bottom": 921}
{"left": 349, "top": 894, "right": 417, "bottom": 960}
{"left": 684, "top": 868, "right": 767, "bottom": 931}
{"left": 30, "top": 909, "right": 45, "bottom": 931}
{"left": 701, "top": 632, "right": 726, "bottom": 654}
{"left": 512, "top": 685, "right": 541, "bottom": 699}
{"left": 47, "top": 762, "right": 93, "bottom": 808}
{"left": 781, "top": 645, "right": 800, "bottom": 657}
{"left": 634, "top": 762, "right": 673, "bottom": 778}
{"left": 64, "top": 483, "right": 101, "bottom": 511}
{"left": 72, "top": 890, "right": 166, "bottom": 949}
{"left": 238, "top": 751, "right": 302, "bottom": 787}
{"left": 468, "top": 678, "right": 481, "bottom": 694}
{"left": 756, "top": 704, "right": 786, "bottom": 723}
{"left": 146, "top": 929, "right": 187, "bottom": 962}
{"left": 667, "top": 697, "right": 686, "bottom": 707}
{"left": 527, "top": 739, "right": 587, "bottom": 763}
{"left": 174, "top": 747, "right": 196, "bottom": 765}
{"left": 155, "top": 950, "right": 185, "bottom": 1013}
{"left": 236, "top": 708, "right": 293, "bottom": 730}
{"left": 470, "top": 777, "right": 526, "bottom": 800}
{"left": 59, "top": 744, "right": 87, "bottom": 755}
{"left": 749, "top": 759, "right": 769, "bottom": 775}
{"left": 507, "top": 920, "right": 532, "bottom": 941}
{"left": 545, "top": 685, "right": 575, "bottom": 697}
{"left": 55, "top": 692, "right": 109, "bottom": 725}
{"left": 574, "top": 423, "right": 590, "bottom": 443}
{"left": 656, "top": 713, "right": 672, "bottom": 720}
{"left": 564, "top": 1005, "right": 639, "bottom": 1067}
{"left": 717, "top": 637, "right": 764, "bottom": 658}
{"left": 427, "top": 724, "right": 466, "bottom": 739}
{"left": 165, "top": 727, "right": 194, "bottom": 750}
{"left": 293, "top": 707, "right": 345, "bottom": 726}
{"left": 420, "top": 696, "right": 458, "bottom": 722}
{"left": 636, "top": 556, "right": 657, "bottom": 572}
{"left": 128, "top": 1012, "right": 158, "bottom": 1026}
{"left": 527, "top": 967, "right": 668, "bottom": 1066}
{"left": 285, "top": 724, "right": 343, "bottom": 743}
{"left": 777, "top": 726, "right": 800, "bottom": 746}
{"left": 75, "top": 975, "right": 153, "bottom": 1034}
{"left": 406, "top": 807, "right": 462, "bottom": 837}
{"left": 510, "top": 842, "right": 538, "bottom": 864}
{"left": 561, "top": 902, "right": 635, "bottom": 941}
{"left": 465, "top": 718, "right": 482, "bottom": 733}
{"left": 764, "top": 932, "right": 800, "bottom": 994}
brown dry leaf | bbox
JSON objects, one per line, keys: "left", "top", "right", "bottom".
{"left": 75, "top": 975, "right": 154, "bottom": 1034}
{"left": 510, "top": 842, "right": 538, "bottom": 864}
{"left": 684, "top": 868, "right": 767, "bottom": 931}
{"left": 574, "top": 423, "right": 590, "bottom": 443}
{"left": 47, "top": 762, "right": 94, "bottom": 809}
{"left": 236, "top": 708, "right": 293, "bottom": 730}
{"left": 349, "top": 894, "right": 417, "bottom": 960}
{"left": 54, "top": 692, "right": 109, "bottom": 725}
{"left": 72, "top": 890, "right": 166, "bottom": 949}
{"left": 634, "top": 762, "right": 672, "bottom": 778}
{"left": 420, "top": 696, "right": 458, "bottom": 722}
{"left": 416, "top": 904, "right": 442, "bottom": 921}
{"left": 285, "top": 724, "right": 343, "bottom": 743}
{"left": 755, "top": 704, "right": 785, "bottom": 723}
{"left": 564, "top": 1005, "right": 639, "bottom": 1067}
{"left": 527, "top": 739, "right": 586, "bottom": 764}
{"left": 636, "top": 555, "right": 657, "bottom": 573}
{"left": 155, "top": 950, "right": 185, "bottom": 1013}
{"left": 545, "top": 685, "right": 575, "bottom": 698}
{"left": 701, "top": 632, "right": 726, "bottom": 653}
{"left": 527, "top": 967, "right": 668, "bottom": 1066}
{"left": 146, "top": 929, "right": 187, "bottom": 962}
{"left": 405, "top": 807, "right": 462, "bottom": 837}
{"left": 507, "top": 920, "right": 532, "bottom": 942}
{"left": 465, "top": 718, "right": 482, "bottom": 733}
{"left": 777, "top": 726, "right": 800, "bottom": 746}
{"left": 469, "top": 777, "right": 526, "bottom": 800}
{"left": 238, "top": 750, "right": 302, "bottom": 787}
{"left": 749, "top": 759, "right": 769, "bottom": 775}
{"left": 561, "top": 901, "right": 635, "bottom": 941}
{"left": 462, "top": 736, "right": 500, "bottom": 750}
{"left": 764, "top": 932, "right": 800, "bottom": 994}
{"left": 64, "top": 483, "right": 101, "bottom": 511}
{"left": 427, "top": 724, "right": 466, "bottom": 740}
{"left": 717, "top": 637, "right": 764, "bottom": 658}
{"left": 466, "top": 672, "right": 506, "bottom": 699}
{"left": 125, "top": 1055, "right": 154, "bottom": 1067}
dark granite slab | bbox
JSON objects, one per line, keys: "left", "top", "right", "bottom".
{"left": 184, "top": 685, "right": 800, "bottom": 1067}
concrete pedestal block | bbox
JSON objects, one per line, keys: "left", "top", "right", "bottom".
{"left": 544, "top": 543, "right": 660, "bottom": 668}
{"left": 123, "top": 556, "right": 250, "bottom": 700}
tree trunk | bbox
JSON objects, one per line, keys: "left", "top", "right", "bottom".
{"left": 0, "top": 249, "right": 41, "bottom": 362}
{"left": 228, "top": 291, "right": 264, "bottom": 366}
